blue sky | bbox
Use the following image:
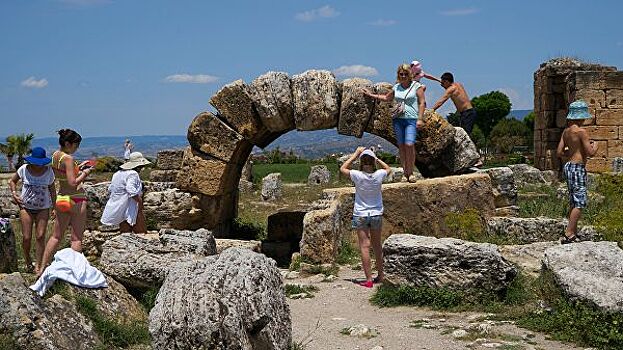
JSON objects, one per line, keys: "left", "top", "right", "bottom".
{"left": 1, "top": 0, "right": 622, "bottom": 138}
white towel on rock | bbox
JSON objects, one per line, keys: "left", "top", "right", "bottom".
{"left": 29, "top": 248, "right": 108, "bottom": 297}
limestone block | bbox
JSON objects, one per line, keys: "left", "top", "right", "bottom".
{"left": 0, "top": 186, "right": 19, "bottom": 217}
{"left": 593, "top": 140, "right": 608, "bottom": 158}
{"left": 499, "top": 242, "right": 559, "bottom": 278}
{"left": 604, "top": 71, "right": 623, "bottom": 89}
{"left": 149, "top": 169, "right": 179, "bottom": 182}
{"left": 0, "top": 273, "right": 99, "bottom": 349}
{"left": 606, "top": 89, "right": 623, "bottom": 109}
{"left": 261, "top": 173, "right": 282, "bottom": 201}
{"left": 149, "top": 249, "right": 291, "bottom": 350}
{"left": 307, "top": 165, "right": 331, "bottom": 186}
{"left": 143, "top": 189, "right": 203, "bottom": 229}
{"left": 210, "top": 80, "right": 273, "bottom": 147}
{"left": 291, "top": 70, "right": 339, "bottom": 130}
{"left": 585, "top": 126, "right": 618, "bottom": 140}
{"left": 508, "top": 164, "right": 547, "bottom": 187}
{"left": 570, "top": 89, "right": 606, "bottom": 109}
{"left": 586, "top": 157, "right": 609, "bottom": 173}
{"left": 300, "top": 202, "right": 341, "bottom": 264}
{"left": 366, "top": 82, "right": 396, "bottom": 144}
{"left": 596, "top": 109, "right": 623, "bottom": 126}
{"left": 187, "top": 111, "right": 249, "bottom": 162}
{"left": 100, "top": 229, "right": 217, "bottom": 289}
{"left": 479, "top": 167, "right": 517, "bottom": 208}
{"left": 567, "top": 71, "right": 607, "bottom": 90}
{"left": 486, "top": 217, "right": 596, "bottom": 244}
{"left": 544, "top": 128, "right": 562, "bottom": 142}
{"left": 540, "top": 94, "right": 557, "bottom": 111}
{"left": 383, "top": 235, "right": 517, "bottom": 296}
{"left": 441, "top": 127, "right": 481, "bottom": 173}
{"left": 415, "top": 109, "right": 456, "bottom": 164}
{"left": 176, "top": 147, "right": 233, "bottom": 196}
{"left": 543, "top": 242, "right": 623, "bottom": 313}
{"left": 249, "top": 71, "right": 296, "bottom": 133}
{"left": 0, "top": 218, "right": 17, "bottom": 273}
{"left": 156, "top": 149, "right": 184, "bottom": 170}
{"left": 215, "top": 238, "right": 261, "bottom": 254}
{"left": 608, "top": 140, "right": 623, "bottom": 158}
{"left": 338, "top": 78, "right": 375, "bottom": 137}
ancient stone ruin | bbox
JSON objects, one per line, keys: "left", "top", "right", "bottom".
{"left": 533, "top": 57, "right": 623, "bottom": 173}
{"left": 175, "top": 70, "right": 480, "bottom": 232}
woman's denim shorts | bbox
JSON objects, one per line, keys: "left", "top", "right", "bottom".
{"left": 351, "top": 215, "right": 383, "bottom": 230}
{"left": 392, "top": 118, "right": 417, "bottom": 145}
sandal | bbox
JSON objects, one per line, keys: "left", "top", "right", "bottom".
{"left": 561, "top": 234, "right": 578, "bottom": 245}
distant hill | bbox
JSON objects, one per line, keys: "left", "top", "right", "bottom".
{"left": 508, "top": 109, "right": 533, "bottom": 120}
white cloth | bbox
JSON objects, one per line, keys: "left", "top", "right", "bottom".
{"left": 124, "top": 144, "right": 132, "bottom": 160}
{"left": 29, "top": 248, "right": 108, "bottom": 297}
{"left": 101, "top": 169, "right": 143, "bottom": 226}
{"left": 17, "top": 164, "right": 55, "bottom": 210}
{"left": 349, "top": 169, "right": 387, "bottom": 216}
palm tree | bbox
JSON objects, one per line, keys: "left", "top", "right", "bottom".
{"left": 7, "top": 133, "right": 35, "bottom": 168}
{"left": 0, "top": 139, "right": 15, "bottom": 171}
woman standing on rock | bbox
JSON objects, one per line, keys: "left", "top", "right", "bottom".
{"left": 363, "top": 63, "right": 426, "bottom": 182}
{"left": 340, "top": 147, "right": 391, "bottom": 288}
{"left": 40, "top": 129, "right": 93, "bottom": 274}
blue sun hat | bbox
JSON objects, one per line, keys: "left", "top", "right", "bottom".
{"left": 24, "top": 147, "right": 51, "bottom": 166}
{"left": 566, "top": 100, "right": 593, "bottom": 120}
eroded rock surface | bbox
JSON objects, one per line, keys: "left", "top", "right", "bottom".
{"left": 261, "top": 173, "right": 283, "bottom": 201}
{"left": 383, "top": 234, "right": 517, "bottom": 296}
{"left": 338, "top": 78, "right": 374, "bottom": 137}
{"left": 543, "top": 241, "right": 623, "bottom": 312}
{"left": 149, "top": 248, "right": 291, "bottom": 350}
{"left": 292, "top": 70, "right": 339, "bottom": 131}
{"left": 250, "top": 71, "right": 295, "bottom": 133}
{"left": 479, "top": 167, "right": 518, "bottom": 207}
{"left": 308, "top": 165, "right": 331, "bottom": 186}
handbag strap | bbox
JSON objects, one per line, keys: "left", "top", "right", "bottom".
{"left": 397, "top": 81, "right": 417, "bottom": 100}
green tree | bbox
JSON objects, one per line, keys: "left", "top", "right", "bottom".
{"left": 6, "top": 134, "right": 35, "bottom": 168}
{"left": 489, "top": 118, "right": 530, "bottom": 154}
{"left": 471, "top": 125, "right": 487, "bottom": 150}
{"left": 0, "top": 141, "right": 15, "bottom": 171}
{"left": 523, "top": 111, "right": 535, "bottom": 131}
{"left": 472, "top": 91, "right": 512, "bottom": 138}
{"left": 446, "top": 111, "right": 460, "bottom": 127}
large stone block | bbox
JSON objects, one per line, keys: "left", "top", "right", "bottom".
{"left": 365, "top": 82, "right": 396, "bottom": 145}
{"left": 143, "top": 189, "right": 205, "bottom": 230}
{"left": 261, "top": 173, "right": 282, "bottom": 201}
{"left": 608, "top": 140, "right": 623, "bottom": 158}
{"left": 593, "top": 140, "right": 608, "bottom": 158}
{"left": 570, "top": 89, "right": 606, "bottom": 109}
{"left": 585, "top": 126, "right": 619, "bottom": 140}
{"left": 0, "top": 273, "right": 100, "bottom": 349}
{"left": 149, "top": 248, "right": 291, "bottom": 350}
{"left": 441, "top": 127, "right": 481, "bottom": 173}
{"left": 606, "top": 89, "right": 623, "bottom": 109}
{"left": 176, "top": 147, "right": 237, "bottom": 196}
{"left": 291, "top": 70, "right": 340, "bottom": 131}
{"left": 479, "top": 167, "right": 517, "bottom": 208}
{"left": 250, "top": 71, "right": 296, "bottom": 133}
{"left": 210, "top": 80, "right": 274, "bottom": 147}
{"left": 187, "top": 111, "right": 249, "bottom": 163}
{"left": 586, "top": 157, "right": 610, "bottom": 173}
{"left": 507, "top": 164, "right": 547, "bottom": 187}
{"left": 100, "top": 229, "right": 217, "bottom": 289}
{"left": 383, "top": 235, "right": 517, "bottom": 296}
{"left": 486, "top": 217, "right": 596, "bottom": 244}
{"left": 156, "top": 149, "right": 184, "bottom": 170}
{"left": 0, "top": 186, "right": 19, "bottom": 217}
{"left": 415, "top": 110, "right": 457, "bottom": 176}
{"left": 149, "top": 169, "right": 178, "bottom": 182}
{"left": 338, "top": 78, "right": 375, "bottom": 137}
{"left": 307, "top": 165, "right": 331, "bottom": 186}
{"left": 596, "top": 109, "right": 622, "bottom": 126}
{"left": 604, "top": 71, "right": 623, "bottom": 89}
{"left": 543, "top": 241, "right": 623, "bottom": 313}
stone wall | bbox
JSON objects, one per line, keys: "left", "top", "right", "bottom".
{"left": 534, "top": 58, "right": 623, "bottom": 173}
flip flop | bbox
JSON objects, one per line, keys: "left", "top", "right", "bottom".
{"left": 561, "top": 234, "right": 578, "bottom": 245}
{"left": 373, "top": 276, "right": 383, "bottom": 284}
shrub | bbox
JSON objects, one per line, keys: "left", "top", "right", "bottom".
{"left": 370, "top": 284, "right": 463, "bottom": 309}
{"left": 94, "top": 156, "right": 123, "bottom": 173}
{"left": 231, "top": 217, "right": 267, "bottom": 241}
{"left": 335, "top": 240, "right": 360, "bottom": 265}
{"left": 284, "top": 284, "right": 319, "bottom": 298}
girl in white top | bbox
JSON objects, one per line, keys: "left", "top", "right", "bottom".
{"left": 8, "top": 147, "right": 56, "bottom": 274}
{"left": 101, "top": 152, "right": 151, "bottom": 233}
{"left": 339, "top": 147, "right": 392, "bottom": 288}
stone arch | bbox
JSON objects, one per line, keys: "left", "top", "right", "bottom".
{"left": 175, "top": 70, "right": 400, "bottom": 232}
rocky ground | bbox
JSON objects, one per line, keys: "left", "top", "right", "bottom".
{"left": 286, "top": 266, "right": 585, "bottom": 350}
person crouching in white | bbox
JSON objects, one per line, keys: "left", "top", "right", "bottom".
{"left": 101, "top": 152, "right": 151, "bottom": 233}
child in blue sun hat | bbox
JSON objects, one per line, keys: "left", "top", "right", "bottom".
{"left": 555, "top": 100, "right": 599, "bottom": 244}
{"left": 8, "top": 147, "right": 56, "bottom": 274}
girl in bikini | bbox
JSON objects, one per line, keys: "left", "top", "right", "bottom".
{"left": 40, "top": 129, "right": 93, "bottom": 274}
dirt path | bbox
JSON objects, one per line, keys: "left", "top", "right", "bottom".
{"left": 287, "top": 267, "right": 584, "bottom": 350}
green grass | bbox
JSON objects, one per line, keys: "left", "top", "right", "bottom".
{"left": 74, "top": 295, "right": 151, "bottom": 348}
{"left": 253, "top": 163, "right": 340, "bottom": 184}
{"left": 335, "top": 239, "right": 360, "bottom": 265}
{"left": 370, "top": 284, "right": 464, "bottom": 310}
{"left": 0, "top": 333, "right": 18, "bottom": 350}
{"left": 284, "top": 284, "right": 319, "bottom": 298}
{"left": 138, "top": 287, "right": 160, "bottom": 312}
{"left": 443, "top": 208, "right": 513, "bottom": 245}
{"left": 304, "top": 263, "right": 339, "bottom": 276}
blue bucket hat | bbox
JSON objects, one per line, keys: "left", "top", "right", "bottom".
{"left": 566, "top": 100, "right": 593, "bottom": 120}
{"left": 24, "top": 147, "right": 51, "bottom": 166}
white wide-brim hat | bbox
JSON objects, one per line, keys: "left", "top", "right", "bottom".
{"left": 120, "top": 152, "right": 151, "bottom": 170}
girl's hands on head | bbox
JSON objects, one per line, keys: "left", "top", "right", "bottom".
{"left": 355, "top": 146, "right": 366, "bottom": 155}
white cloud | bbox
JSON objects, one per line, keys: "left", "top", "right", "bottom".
{"left": 57, "top": 0, "right": 111, "bottom": 6}
{"left": 368, "top": 19, "right": 397, "bottom": 26}
{"left": 164, "top": 74, "right": 219, "bottom": 84}
{"left": 439, "top": 8, "right": 479, "bottom": 16}
{"left": 295, "top": 5, "right": 339, "bottom": 22}
{"left": 332, "top": 65, "right": 378, "bottom": 77}
{"left": 21, "top": 77, "right": 48, "bottom": 89}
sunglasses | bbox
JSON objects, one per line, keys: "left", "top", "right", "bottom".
{"left": 399, "top": 73, "right": 408, "bottom": 77}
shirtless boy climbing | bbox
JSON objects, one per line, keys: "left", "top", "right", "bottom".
{"left": 431, "top": 72, "right": 477, "bottom": 135}
{"left": 556, "top": 100, "right": 599, "bottom": 244}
